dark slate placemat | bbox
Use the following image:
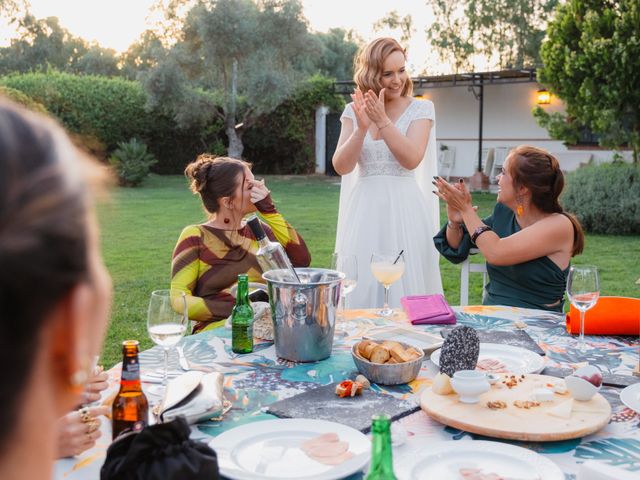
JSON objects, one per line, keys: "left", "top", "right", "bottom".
{"left": 266, "top": 383, "right": 419, "bottom": 433}
{"left": 440, "top": 327, "right": 545, "bottom": 356}
{"left": 541, "top": 366, "right": 640, "bottom": 388}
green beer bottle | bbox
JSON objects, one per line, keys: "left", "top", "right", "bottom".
{"left": 365, "top": 414, "right": 397, "bottom": 480}
{"left": 232, "top": 274, "right": 254, "bottom": 354}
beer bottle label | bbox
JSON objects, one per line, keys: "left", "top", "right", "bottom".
{"left": 121, "top": 356, "right": 140, "bottom": 381}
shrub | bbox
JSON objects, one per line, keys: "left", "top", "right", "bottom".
{"left": 109, "top": 138, "right": 157, "bottom": 187}
{"left": 0, "top": 85, "right": 48, "bottom": 114}
{"left": 563, "top": 163, "right": 640, "bottom": 234}
{"left": 0, "top": 72, "right": 226, "bottom": 173}
{"left": 244, "top": 75, "right": 345, "bottom": 173}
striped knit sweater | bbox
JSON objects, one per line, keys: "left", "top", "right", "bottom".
{"left": 170, "top": 195, "right": 310, "bottom": 332}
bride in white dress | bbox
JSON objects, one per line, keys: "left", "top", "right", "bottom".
{"left": 333, "top": 37, "right": 443, "bottom": 309}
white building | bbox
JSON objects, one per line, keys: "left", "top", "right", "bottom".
{"left": 320, "top": 69, "right": 633, "bottom": 181}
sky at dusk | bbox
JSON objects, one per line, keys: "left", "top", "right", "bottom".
{"left": 0, "top": 0, "right": 440, "bottom": 74}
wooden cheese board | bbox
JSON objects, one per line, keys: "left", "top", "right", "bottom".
{"left": 421, "top": 374, "right": 611, "bottom": 441}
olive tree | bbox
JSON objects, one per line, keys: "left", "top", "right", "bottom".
{"left": 144, "top": 0, "right": 315, "bottom": 158}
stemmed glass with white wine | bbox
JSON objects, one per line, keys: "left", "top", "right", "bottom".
{"left": 331, "top": 253, "right": 358, "bottom": 319}
{"left": 566, "top": 265, "right": 600, "bottom": 353}
{"left": 370, "top": 251, "right": 405, "bottom": 317}
{"left": 147, "top": 289, "right": 188, "bottom": 394}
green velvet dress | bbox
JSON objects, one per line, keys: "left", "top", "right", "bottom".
{"left": 433, "top": 203, "right": 569, "bottom": 312}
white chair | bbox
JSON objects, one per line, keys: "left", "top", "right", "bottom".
{"left": 438, "top": 146, "right": 456, "bottom": 181}
{"left": 481, "top": 147, "right": 495, "bottom": 177}
{"left": 460, "top": 248, "right": 488, "bottom": 306}
{"left": 490, "top": 147, "right": 511, "bottom": 183}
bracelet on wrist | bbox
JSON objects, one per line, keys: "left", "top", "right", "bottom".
{"left": 471, "top": 225, "right": 492, "bottom": 244}
{"left": 447, "top": 220, "right": 463, "bottom": 230}
{"left": 378, "top": 120, "right": 392, "bottom": 131}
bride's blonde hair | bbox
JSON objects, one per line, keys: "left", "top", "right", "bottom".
{"left": 353, "top": 37, "right": 413, "bottom": 96}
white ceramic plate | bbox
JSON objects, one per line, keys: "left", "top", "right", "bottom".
{"left": 209, "top": 418, "right": 370, "bottom": 480}
{"left": 430, "top": 343, "right": 545, "bottom": 374}
{"left": 397, "top": 440, "right": 563, "bottom": 480}
{"left": 620, "top": 383, "right": 640, "bottom": 413}
{"left": 366, "top": 327, "right": 444, "bottom": 354}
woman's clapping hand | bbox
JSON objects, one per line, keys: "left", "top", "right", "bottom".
{"left": 363, "top": 88, "right": 390, "bottom": 128}
{"left": 433, "top": 177, "right": 477, "bottom": 221}
{"left": 350, "top": 88, "right": 372, "bottom": 131}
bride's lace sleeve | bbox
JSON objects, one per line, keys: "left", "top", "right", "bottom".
{"left": 413, "top": 99, "right": 436, "bottom": 122}
{"left": 340, "top": 103, "right": 357, "bottom": 127}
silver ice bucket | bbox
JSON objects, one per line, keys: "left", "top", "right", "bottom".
{"left": 262, "top": 268, "right": 344, "bottom": 362}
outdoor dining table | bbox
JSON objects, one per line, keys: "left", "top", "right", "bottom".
{"left": 54, "top": 304, "right": 640, "bottom": 480}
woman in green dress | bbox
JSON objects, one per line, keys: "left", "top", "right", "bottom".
{"left": 433, "top": 145, "right": 584, "bottom": 312}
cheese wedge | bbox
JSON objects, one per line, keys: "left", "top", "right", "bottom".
{"left": 432, "top": 372, "right": 454, "bottom": 395}
{"left": 547, "top": 399, "right": 573, "bottom": 419}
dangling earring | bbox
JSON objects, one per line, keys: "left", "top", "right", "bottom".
{"left": 516, "top": 196, "right": 524, "bottom": 217}
{"left": 224, "top": 202, "right": 233, "bottom": 224}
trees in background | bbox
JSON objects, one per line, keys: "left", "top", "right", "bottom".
{"left": 534, "top": 0, "right": 640, "bottom": 163}
{"left": 144, "top": 0, "right": 327, "bottom": 158}
{"left": 0, "top": 14, "right": 121, "bottom": 76}
{"left": 0, "top": 0, "right": 357, "bottom": 164}
{"left": 427, "top": 0, "right": 558, "bottom": 73}
{"left": 374, "top": 11, "right": 414, "bottom": 45}
{"left": 308, "top": 28, "right": 359, "bottom": 81}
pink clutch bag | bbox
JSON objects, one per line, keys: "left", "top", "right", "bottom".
{"left": 400, "top": 294, "right": 457, "bottom": 325}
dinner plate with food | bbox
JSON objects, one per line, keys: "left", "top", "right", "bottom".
{"left": 395, "top": 440, "right": 563, "bottom": 480}
{"left": 209, "top": 418, "right": 370, "bottom": 480}
{"left": 430, "top": 343, "right": 545, "bottom": 375}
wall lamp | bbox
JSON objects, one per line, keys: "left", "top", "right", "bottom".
{"left": 537, "top": 88, "right": 551, "bottom": 105}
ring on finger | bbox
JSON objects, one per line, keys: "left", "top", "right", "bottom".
{"left": 87, "top": 420, "right": 100, "bottom": 434}
{"left": 78, "top": 407, "right": 91, "bottom": 424}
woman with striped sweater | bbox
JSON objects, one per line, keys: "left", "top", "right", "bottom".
{"left": 171, "top": 155, "right": 311, "bottom": 332}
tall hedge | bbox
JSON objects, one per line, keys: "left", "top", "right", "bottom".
{"left": 1, "top": 72, "right": 148, "bottom": 149}
{"left": 563, "top": 162, "right": 640, "bottom": 235}
{"left": 244, "top": 75, "right": 345, "bottom": 173}
{"left": 0, "top": 85, "right": 48, "bottom": 114}
{"left": 0, "top": 72, "right": 224, "bottom": 173}
{"left": 0, "top": 72, "right": 344, "bottom": 174}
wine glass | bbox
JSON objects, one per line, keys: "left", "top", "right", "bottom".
{"left": 370, "top": 252, "right": 405, "bottom": 317}
{"left": 147, "top": 289, "right": 188, "bottom": 393}
{"left": 566, "top": 265, "right": 600, "bottom": 353}
{"left": 331, "top": 253, "right": 358, "bottom": 319}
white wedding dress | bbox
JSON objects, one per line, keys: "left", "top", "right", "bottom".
{"left": 335, "top": 98, "right": 443, "bottom": 309}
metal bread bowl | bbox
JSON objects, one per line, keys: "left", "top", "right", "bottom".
{"left": 351, "top": 340, "right": 425, "bottom": 385}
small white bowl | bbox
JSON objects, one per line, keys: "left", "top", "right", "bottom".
{"left": 451, "top": 370, "right": 490, "bottom": 404}
{"left": 565, "top": 365, "right": 602, "bottom": 401}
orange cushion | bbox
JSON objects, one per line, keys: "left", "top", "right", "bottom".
{"left": 566, "top": 296, "right": 640, "bottom": 335}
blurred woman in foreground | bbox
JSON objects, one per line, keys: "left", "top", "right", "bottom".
{"left": 0, "top": 99, "right": 112, "bottom": 479}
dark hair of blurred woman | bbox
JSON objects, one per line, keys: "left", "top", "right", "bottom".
{"left": 0, "top": 98, "right": 112, "bottom": 479}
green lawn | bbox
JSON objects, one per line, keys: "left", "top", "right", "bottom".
{"left": 98, "top": 174, "right": 640, "bottom": 367}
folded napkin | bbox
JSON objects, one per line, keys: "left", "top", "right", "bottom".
{"left": 566, "top": 296, "right": 640, "bottom": 335}
{"left": 401, "top": 294, "right": 456, "bottom": 325}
